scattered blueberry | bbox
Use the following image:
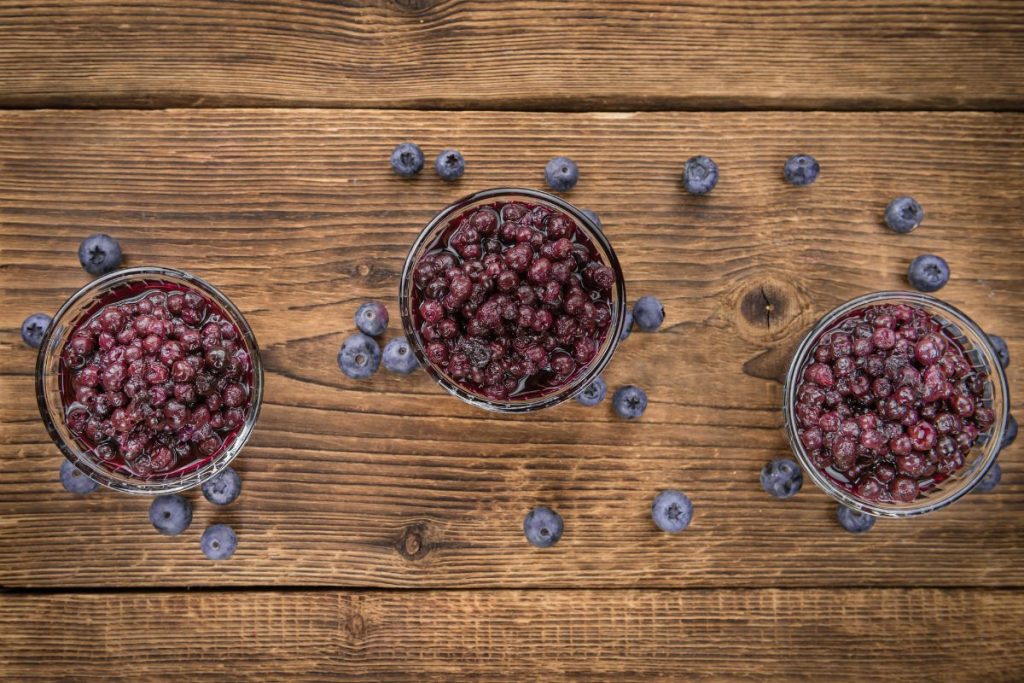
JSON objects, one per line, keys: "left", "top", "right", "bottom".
{"left": 338, "top": 333, "right": 381, "bottom": 379}
{"left": 619, "top": 308, "right": 633, "bottom": 341}
{"left": 523, "top": 506, "right": 563, "bottom": 548}
{"left": 581, "top": 209, "right": 602, "bottom": 230}
{"left": 974, "top": 461, "right": 1001, "bottom": 493}
{"left": 576, "top": 376, "right": 607, "bottom": 407}
{"left": 354, "top": 301, "right": 389, "bottom": 336}
{"left": 20, "top": 313, "right": 52, "bottom": 349}
{"left": 682, "top": 155, "right": 718, "bottom": 195}
{"left": 907, "top": 254, "right": 949, "bottom": 292}
{"left": 651, "top": 489, "right": 693, "bottom": 533}
{"left": 434, "top": 149, "right": 465, "bottom": 181}
{"left": 988, "top": 333, "right": 1010, "bottom": 369}
{"left": 382, "top": 336, "right": 419, "bottom": 374}
{"left": 390, "top": 142, "right": 425, "bottom": 177}
{"left": 836, "top": 505, "right": 875, "bottom": 533}
{"left": 632, "top": 296, "right": 665, "bottom": 332}
{"left": 760, "top": 458, "right": 803, "bottom": 499}
{"left": 544, "top": 156, "right": 579, "bottom": 192}
{"left": 59, "top": 459, "right": 98, "bottom": 496}
{"left": 202, "top": 467, "right": 242, "bottom": 506}
{"left": 149, "top": 494, "right": 193, "bottom": 536}
{"left": 783, "top": 154, "right": 820, "bottom": 186}
{"left": 200, "top": 524, "right": 238, "bottom": 560}
{"left": 1002, "top": 414, "right": 1017, "bottom": 450}
{"left": 78, "top": 234, "right": 122, "bottom": 276}
{"left": 884, "top": 196, "right": 924, "bottom": 234}
{"left": 612, "top": 385, "right": 648, "bottom": 420}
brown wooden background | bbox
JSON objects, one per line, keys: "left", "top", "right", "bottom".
{"left": 1, "top": 2, "right": 1022, "bottom": 681}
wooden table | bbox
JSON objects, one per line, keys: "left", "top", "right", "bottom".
{"left": 1, "top": 2, "right": 1022, "bottom": 680}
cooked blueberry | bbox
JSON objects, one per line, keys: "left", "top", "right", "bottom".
{"left": 973, "top": 461, "right": 1001, "bottom": 493}
{"left": 382, "top": 336, "right": 419, "bottom": 374}
{"left": 200, "top": 523, "right": 238, "bottom": 560}
{"left": 59, "top": 459, "right": 98, "bottom": 495}
{"left": 78, "top": 233, "right": 123, "bottom": 276}
{"left": 581, "top": 209, "right": 602, "bottom": 230}
{"left": 836, "top": 505, "right": 875, "bottom": 533}
{"left": 544, "top": 156, "right": 579, "bottom": 192}
{"left": 338, "top": 333, "right": 381, "bottom": 379}
{"left": 1002, "top": 414, "right": 1017, "bottom": 449}
{"left": 783, "top": 154, "right": 820, "bottom": 186}
{"left": 682, "top": 155, "right": 718, "bottom": 195}
{"left": 149, "top": 494, "right": 193, "bottom": 535}
{"left": 907, "top": 254, "right": 949, "bottom": 292}
{"left": 884, "top": 196, "right": 924, "bottom": 233}
{"left": 619, "top": 308, "right": 633, "bottom": 341}
{"left": 354, "top": 301, "right": 389, "bottom": 336}
{"left": 390, "top": 142, "right": 424, "bottom": 177}
{"left": 434, "top": 149, "right": 465, "bottom": 181}
{"left": 20, "top": 313, "right": 52, "bottom": 349}
{"left": 987, "top": 333, "right": 1010, "bottom": 368}
{"left": 612, "top": 385, "right": 647, "bottom": 420}
{"left": 523, "top": 506, "right": 563, "bottom": 548}
{"left": 202, "top": 466, "right": 241, "bottom": 506}
{"left": 576, "top": 375, "right": 607, "bottom": 407}
{"left": 760, "top": 458, "right": 803, "bottom": 499}
{"left": 632, "top": 296, "right": 664, "bottom": 332}
{"left": 651, "top": 489, "right": 693, "bottom": 532}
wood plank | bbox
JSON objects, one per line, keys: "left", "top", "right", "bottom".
{"left": 1, "top": 1, "right": 1023, "bottom": 110}
{"left": 1, "top": 588, "right": 1021, "bottom": 681}
{"left": 0, "top": 110, "right": 1022, "bottom": 588}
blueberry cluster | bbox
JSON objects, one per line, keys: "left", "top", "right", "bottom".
{"left": 338, "top": 301, "right": 420, "bottom": 379}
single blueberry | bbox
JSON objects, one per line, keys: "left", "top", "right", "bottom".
{"left": 612, "top": 385, "right": 647, "bottom": 420}
{"left": 523, "top": 506, "right": 563, "bottom": 548}
{"left": 576, "top": 375, "right": 607, "bottom": 407}
{"left": 390, "top": 142, "right": 425, "bottom": 177}
{"left": 907, "top": 254, "right": 949, "bottom": 292}
{"left": 632, "top": 296, "right": 665, "bottom": 332}
{"left": 836, "top": 505, "right": 875, "bottom": 533}
{"left": 200, "top": 524, "right": 238, "bottom": 560}
{"left": 620, "top": 308, "right": 633, "bottom": 341}
{"left": 202, "top": 467, "right": 242, "bottom": 506}
{"left": 78, "top": 234, "right": 123, "bottom": 276}
{"left": 382, "top": 337, "right": 419, "bottom": 374}
{"left": 884, "top": 196, "right": 924, "bottom": 233}
{"left": 581, "top": 209, "right": 602, "bottom": 230}
{"left": 783, "top": 154, "right": 820, "bottom": 186}
{"left": 59, "top": 459, "right": 98, "bottom": 496}
{"left": 20, "top": 313, "right": 52, "bottom": 349}
{"left": 760, "top": 458, "right": 804, "bottom": 499}
{"left": 434, "top": 149, "right": 465, "bottom": 182}
{"left": 149, "top": 494, "right": 193, "bottom": 536}
{"left": 973, "top": 461, "right": 1001, "bottom": 493}
{"left": 651, "top": 489, "right": 693, "bottom": 533}
{"left": 988, "top": 333, "right": 1010, "bottom": 369}
{"left": 354, "top": 301, "right": 389, "bottom": 336}
{"left": 544, "top": 156, "right": 579, "bottom": 192}
{"left": 1002, "top": 414, "right": 1017, "bottom": 450}
{"left": 682, "top": 155, "right": 718, "bottom": 195}
{"left": 338, "top": 333, "right": 381, "bottom": 379}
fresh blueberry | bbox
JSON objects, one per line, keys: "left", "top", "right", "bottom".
{"left": 354, "top": 301, "right": 389, "bottom": 336}
{"left": 382, "top": 337, "right": 419, "bottom": 374}
{"left": 973, "top": 461, "right": 1001, "bottom": 493}
{"left": 760, "top": 458, "right": 803, "bottom": 499}
{"left": 523, "top": 506, "right": 563, "bottom": 548}
{"left": 651, "top": 489, "right": 693, "bottom": 532}
{"left": 581, "top": 209, "right": 602, "bottom": 230}
{"left": 78, "top": 234, "right": 123, "bottom": 276}
{"left": 20, "top": 313, "right": 52, "bottom": 349}
{"left": 619, "top": 308, "right": 633, "bottom": 341}
{"left": 907, "top": 254, "right": 949, "bottom": 292}
{"left": 988, "top": 333, "right": 1010, "bottom": 369}
{"left": 434, "top": 149, "right": 465, "bottom": 181}
{"left": 612, "top": 385, "right": 647, "bottom": 420}
{"left": 544, "top": 156, "right": 579, "bottom": 192}
{"left": 149, "top": 494, "right": 193, "bottom": 536}
{"left": 200, "top": 523, "right": 238, "bottom": 560}
{"left": 836, "top": 505, "right": 875, "bottom": 533}
{"left": 59, "top": 459, "right": 98, "bottom": 495}
{"left": 632, "top": 296, "right": 664, "bottom": 332}
{"left": 884, "top": 196, "right": 924, "bottom": 233}
{"left": 783, "top": 154, "right": 820, "bottom": 186}
{"left": 202, "top": 467, "right": 241, "bottom": 506}
{"left": 1002, "top": 414, "right": 1017, "bottom": 450}
{"left": 682, "top": 155, "right": 718, "bottom": 195}
{"left": 576, "top": 376, "right": 607, "bottom": 407}
{"left": 390, "top": 142, "right": 425, "bottom": 177}
{"left": 338, "top": 333, "right": 381, "bottom": 379}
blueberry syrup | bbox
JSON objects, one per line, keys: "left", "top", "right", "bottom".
{"left": 411, "top": 200, "right": 616, "bottom": 401}
{"left": 795, "top": 302, "right": 995, "bottom": 504}
{"left": 59, "top": 281, "right": 253, "bottom": 480}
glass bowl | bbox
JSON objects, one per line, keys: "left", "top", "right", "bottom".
{"left": 36, "top": 266, "right": 264, "bottom": 495}
{"left": 399, "top": 187, "right": 626, "bottom": 412}
{"left": 783, "top": 291, "right": 1009, "bottom": 517}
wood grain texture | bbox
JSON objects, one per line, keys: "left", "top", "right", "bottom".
{"left": 1, "top": 110, "right": 1022, "bottom": 588}
{"left": 1, "top": 1, "right": 1024, "bottom": 110}
{"left": 2, "top": 588, "right": 1022, "bottom": 681}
